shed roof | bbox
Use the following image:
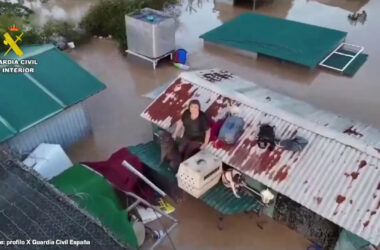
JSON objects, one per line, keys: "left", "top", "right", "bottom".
{"left": 0, "top": 45, "right": 106, "bottom": 142}
{"left": 200, "top": 13, "right": 347, "bottom": 69}
{"left": 142, "top": 69, "right": 380, "bottom": 245}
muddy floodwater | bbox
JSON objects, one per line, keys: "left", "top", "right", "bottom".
{"left": 46, "top": 0, "right": 378, "bottom": 248}
{"left": 67, "top": 0, "right": 379, "bottom": 162}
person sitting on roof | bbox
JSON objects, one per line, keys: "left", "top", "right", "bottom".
{"left": 172, "top": 99, "right": 210, "bottom": 160}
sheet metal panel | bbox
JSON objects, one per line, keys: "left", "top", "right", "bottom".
{"left": 3, "top": 105, "right": 91, "bottom": 156}
{"left": 141, "top": 69, "right": 380, "bottom": 245}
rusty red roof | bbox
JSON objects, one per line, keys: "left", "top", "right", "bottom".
{"left": 141, "top": 69, "right": 380, "bottom": 245}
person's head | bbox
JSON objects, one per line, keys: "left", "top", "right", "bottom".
{"left": 189, "top": 99, "right": 201, "bottom": 117}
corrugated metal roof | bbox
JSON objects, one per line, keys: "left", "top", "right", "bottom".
{"left": 141, "top": 69, "right": 380, "bottom": 245}
{"left": 0, "top": 45, "right": 106, "bottom": 143}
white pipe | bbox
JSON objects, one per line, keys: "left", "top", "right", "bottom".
{"left": 122, "top": 160, "right": 167, "bottom": 197}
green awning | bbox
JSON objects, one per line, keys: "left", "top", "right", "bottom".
{"left": 200, "top": 13, "right": 347, "bottom": 68}
{"left": 51, "top": 164, "right": 138, "bottom": 248}
{"left": 0, "top": 44, "right": 106, "bottom": 142}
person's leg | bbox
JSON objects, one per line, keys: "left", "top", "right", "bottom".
{"left": 184, "top": 140, "right": 202, "bottom": 159}
{"left": 179, "top": 138, "right": 189, "bottom": 158}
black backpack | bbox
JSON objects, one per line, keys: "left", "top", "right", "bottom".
{"left": 257, "top": 124, "right": 276, "bottom": 150}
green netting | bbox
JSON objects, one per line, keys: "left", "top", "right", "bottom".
{"left": 0, "top": 73, "right": 63, "bottom": 131}
{"left": 32, "top": 48, "right": 106, "bottom": 106}
{"left": 51, "top": 164, "right": 138, "bottom": 249}
{"left": 200, "top": 13, "right": 347, "bottom": 68}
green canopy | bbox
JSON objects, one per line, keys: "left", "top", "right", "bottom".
{"left": 51, "top": 164, "right": 138, "bottom": 249}
{"left": 200, "top": 13, "right": 347, "bottom": 68}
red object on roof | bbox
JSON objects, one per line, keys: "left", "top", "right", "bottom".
{"left": 83, "top": 148, "right": 156, "bottom": 204}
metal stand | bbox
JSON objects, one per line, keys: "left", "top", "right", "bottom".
{"left": 122, "top": 161, "right": 178, "bottom": 250}
{"left": 125, "top": 191, "right": 178, "bottom": 249}
{"left": 126, "top": 50, "right": 174, "bottom": 70}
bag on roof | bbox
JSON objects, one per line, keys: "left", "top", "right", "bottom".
{"left": 257, "top": 124, "right": 276, "bottom": 150}
{"left": 218, "top": 115, "right": 245, "bottom": 144}
{"left": 279, "top": 136, "right": 308, "bottom": 152}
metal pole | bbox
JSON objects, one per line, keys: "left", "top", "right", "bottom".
{"left": 122, "top": 160, "right": 167, "bottom": 197}
{"left": 126, "top": 192, "right": 178, "bottom": 222}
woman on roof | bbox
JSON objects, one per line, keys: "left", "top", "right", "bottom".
{"left": 172, "top": 99, "right": 210, "bottom": 160}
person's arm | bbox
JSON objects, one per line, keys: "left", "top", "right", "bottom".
{"left": 201, "top": 129, "right": 210, "bottom": 149}
{"left": 200, "top": 113, "right": 211, "bottom": 149}
{"left": 172, "top": 119, "right": 183, "bottom": 139}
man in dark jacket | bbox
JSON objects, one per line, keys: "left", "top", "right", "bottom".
{"left": 172, "top": 99, "right": 210, "bottom": 159}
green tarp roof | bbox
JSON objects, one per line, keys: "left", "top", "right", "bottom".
{"left": 51, "top": 164, "right": 138, "bottom": 248}
{"left": 200, "top": 13, "right": 347, "bottom": 68}
{"left": 0, "top": 122, "right": 14, "bottom": 142}
{"left": 0, "top": 44, "right": 106, "bottom": 142}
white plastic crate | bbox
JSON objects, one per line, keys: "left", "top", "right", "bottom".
{"left": 177, "top": 151, "right": 222, "bottom": 198}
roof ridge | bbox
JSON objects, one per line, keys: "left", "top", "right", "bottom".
{"left": 0, "top": 113, "right": 17, "bottom": 133}
{"left": 180, "top": 70, "right": 380, "bottom": 160}
{"left": 18, "top": 44, "right": 55, "bottom": 60}
{"left": 24, "top": 72, "right": 65, "bottom": 107}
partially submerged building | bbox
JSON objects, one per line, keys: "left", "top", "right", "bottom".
{"left": 0, "top": 44, "right": 105, "bottom": 156}
{"left": 142, "top": 69, "right": 380, "bottom": 249}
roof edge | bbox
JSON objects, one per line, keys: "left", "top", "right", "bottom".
{"left": 17, "top": 44, "right": 55, "bottom": 60}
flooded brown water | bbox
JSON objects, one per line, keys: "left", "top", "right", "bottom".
{"left": 64, "top": 0, "right": 378, "bottom": 248}
{"left": 69, "top": 0, "right": 379, "bottom": 160}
